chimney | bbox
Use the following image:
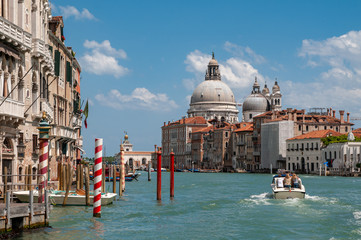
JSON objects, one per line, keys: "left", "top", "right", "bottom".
{"left": 287, "top": 108, "right": 292, "bottom": 121}
{"left": 339, "top": 110, "right": 345, "bottom": 123}
{"left": 347, "top": 112, "right": 350, "bottom": 122}
{"left": 327, "top": 108, "right": 329, "bottom": 116}
{"left": 164, "top": 122, "right": 166, "bottom": 126}
{"left": 332, "top": 110, "right": 336, "bottom": 118}
{"left": 272, "top": 111, "right": 276, "bottom": 120}
{"left": 330, "top": 107, "right": 332, "bottom": 116}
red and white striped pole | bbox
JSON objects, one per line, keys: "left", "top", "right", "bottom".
{"left": 37, "top": 112, "right": 51, "bottom": 203}
{"left": 93, "top": 138, "right": 103, "bottom": 218}
{"left": 38, "top": 140, "right": 48, "bottom": 203}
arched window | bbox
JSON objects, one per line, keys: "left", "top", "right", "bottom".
{"left": 142, "top": 158, "right": 146, "bottom": 165}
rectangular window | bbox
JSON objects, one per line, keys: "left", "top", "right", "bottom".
{"left": 32, "top": 135, "right": 38, "bottom": 152}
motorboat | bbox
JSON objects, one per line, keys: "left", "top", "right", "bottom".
{"left": 271, "top": 174, "right": 306, "bottom": 199}
{"left": 13, "top": 190, "right": 117, "bottom": 206}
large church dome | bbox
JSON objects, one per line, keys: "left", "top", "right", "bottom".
{"left": 187, "top": 53, "right": 239, "bottom": 123}
{"left": 190, "top": 80, "right": 236, "bottom": 104}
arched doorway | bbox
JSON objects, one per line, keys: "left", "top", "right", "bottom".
{"left": 2, "top": 137, "right": 14, "bottom": 183}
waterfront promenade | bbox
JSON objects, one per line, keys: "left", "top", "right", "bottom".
{"left": 15, "top": 172, "right": 361, "bottom": 240}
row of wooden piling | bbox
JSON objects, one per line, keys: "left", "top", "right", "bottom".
{"left": 57, "top": 162, "right": 125, "bottom": 205}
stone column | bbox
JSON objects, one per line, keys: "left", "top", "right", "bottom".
{"left": 18, "top": 0, "right": 24, "bottom": 28}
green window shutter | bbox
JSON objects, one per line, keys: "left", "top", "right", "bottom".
{"left": 54, "top": 50, "right": 60, "bottom": 76}
{"left": 66, "top": 61, "right": 72, "bottom": 83}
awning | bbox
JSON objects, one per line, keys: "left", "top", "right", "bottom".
{"left": 0, "top": 42, "right": 20, "bottom": 60}
{"left": 75, "top": 146, "right": 86, "bottom": 154}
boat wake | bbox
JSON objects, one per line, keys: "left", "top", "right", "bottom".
{"left": 241, "top": 192, "right": 274, "bottom": 206}
{"left": 305, "top": 194, "right": 338, "bottom": 204}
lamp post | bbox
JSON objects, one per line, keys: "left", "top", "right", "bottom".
{"left": 37, "top": 111, "right": 51, "bottom": 203}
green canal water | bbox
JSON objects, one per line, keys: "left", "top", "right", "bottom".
{"left": 15, "top": 173, "right": 361, "bottom": 240}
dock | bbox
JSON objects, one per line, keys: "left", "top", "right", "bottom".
{"left": 0, "top": 191, "right": 50, "bottom": 234}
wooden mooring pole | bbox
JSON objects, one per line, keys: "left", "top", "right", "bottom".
{"left": 84, "top": 165, "right": 90, "bottom": 206}
{"left": 148, "top": 162, "right": 151, "bottom": 182}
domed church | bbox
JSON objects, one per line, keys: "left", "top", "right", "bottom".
{"left": 242, "top": 77, "right": 282, "bottom": 122}
{"left": 187, "top": 53, "right": 239, "bottom": 123}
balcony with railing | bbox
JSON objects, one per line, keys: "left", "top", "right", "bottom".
{"left": 51, "top": 126, "right": 77, "bottom": 140}
{"left": 0, "top": 16, "right": 32, "bottom": 51}
{"left": 0, "top": 96, "right": 24, "bottom": 121}
{"left": 32, "top": 38, "right": 46, "bottom": 57}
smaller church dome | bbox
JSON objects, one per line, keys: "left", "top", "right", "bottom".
{"left": 272, "top": 81, "right": 280, "bottom": 93}
{"left": 243, "top": 93, "right": 270, "bottom": 112}
{"left": 262, "top": 84, "right": 270, "bottom": 95}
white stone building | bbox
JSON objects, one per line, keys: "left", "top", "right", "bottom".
{"left": 322, "top": 141, "right": 361, "bottom": 174}
{"left": 115, "top": 134, "right": 152, "bottom": 170}
{"left": 261, "top": 120, "right": 294, "bottom": 170}
{"left": 286, "top": 130, "right": 342, "bottom": 173}
{"left": 0, "top": 1, "right": 83, "bottom": 186}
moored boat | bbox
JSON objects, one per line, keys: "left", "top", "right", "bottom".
{"left": 271, "top": 173, "right": 306, "bottom": 199}
{"left": 13, "top": 190, "right": 117, "bottom": 206}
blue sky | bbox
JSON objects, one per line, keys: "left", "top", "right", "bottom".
{"left": 51, "top": 0, "right": 361, "bottom": 157}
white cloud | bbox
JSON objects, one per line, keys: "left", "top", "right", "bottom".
{"left": 184, "top": 49, "right": 264, "bottom": 90}
{"left": 84, "top": 40, "right": 127, "bottom": 59}
{"left": 291, "top": 30, "right": 361, "bottom": 116}
{"left": 299, "top": 30, "right": 361, "bottom": 84}
{"left": 95, "top": 88, "right": 178, "bottom": 112}
{"left": 80, "top": 40, "right": 129, "bottom": 78}
{"left": 58, "top": 6, "right": 96, "bottom": 20}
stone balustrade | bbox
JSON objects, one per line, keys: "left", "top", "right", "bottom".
{"left": 0, "top": 96, "right": 24, "bottom": 119}
{"left": 0, "top": 16, "right": 32, "bottom": 51}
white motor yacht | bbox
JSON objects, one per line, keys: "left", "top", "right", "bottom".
{"left": 271, "top": 175, "right": 306, "bottom": 199}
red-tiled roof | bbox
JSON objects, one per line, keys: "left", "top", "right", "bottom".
{"left": 193, "top": 126, "right": 214, "bottom": 133}
{"left": 253, "top": 109, "right": 353, "bottom": 125}
{"left": 353, "top": 128, "right": 361, "bottom": 138}
{"left": 234, "top": 122, "right": 253, "bottom": 132}
{"left": 288, "top": 130, "right": 343, "bottom": 140}
{"left": 163, "top": 116, "right": 207, "bottom": 127}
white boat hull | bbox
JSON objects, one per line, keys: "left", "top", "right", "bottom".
{"left": 13, "top": 191, "right": 117, "bottom": 206}
{"left": 272, "top": 188, "right": 305, "bottom": 199}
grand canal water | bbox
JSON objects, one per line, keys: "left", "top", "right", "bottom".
{"left": 15, "top": 172, "right": 361, "bottom": 240}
